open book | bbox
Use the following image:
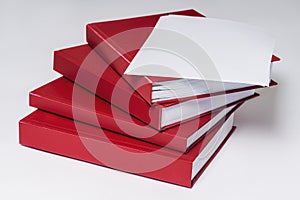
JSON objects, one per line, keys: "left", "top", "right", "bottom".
{"left": 87, "top": 10, "right": 278, "bottom": 105}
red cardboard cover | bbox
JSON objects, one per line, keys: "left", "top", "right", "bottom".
{"left": 19, "top": 110, "right": 236, "bottom": 188}
{"left": 87, "top": 9, "right": 280, "bottom": 104}
{"left": 54, "top": 44, "right": 265, "bottom": 130}
{"left": 30, "top": 77, "right": 247, "bottom": 152}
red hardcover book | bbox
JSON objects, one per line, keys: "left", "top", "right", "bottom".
{"left": 19, "top": 109, "right": 236, "bottom": 188}
{"left": 54, "top": 44, "right": 261, "bottom": 130}
{"left": 86, "top": 9, "right": 280, "bottom": 105}
{"left": 30, "top": 77, "right": 255, "bottom": 152}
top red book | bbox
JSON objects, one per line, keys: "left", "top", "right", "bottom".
{"left": 86, "top": 9, "right": 280, "bottom": 105}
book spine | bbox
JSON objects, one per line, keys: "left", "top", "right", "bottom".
{"left": 53, "top": 51, "right": 162, "bottom": 130}
{"left": 29, "top": 89, "right": 187, "bottom": 152}
{"left": 19, "top": 114, "right": 192, "bottom": 187}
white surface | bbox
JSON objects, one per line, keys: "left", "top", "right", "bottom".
{"left": 125, "top": 15, "right": 275, "bottom": 86}
{"left": 0, "top": 0, "right": 299, "bottom": 200}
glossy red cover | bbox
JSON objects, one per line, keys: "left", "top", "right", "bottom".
{"left": 87, "top": 9, "right": 280, "bottom": 104}
{"left": 30, "top": 77, "right": 243, "bottom": 152}
{"left": 54, "top": 44, "right": 263, "bottom": 130}
{"left": 19, "top": 110, "right": 236, "bottom": 188}
{"left": 54, "top": 44, "right": 161, "bottom": 129}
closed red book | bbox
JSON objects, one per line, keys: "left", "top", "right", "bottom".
{"left": 30, "top": 77, "right": 254, "bottom": 152}
{"left": 86, "top": 9, "right": 280, "bottom": 105}
{"left": 19, "top": 109, "right": 236, "bottom": 188}
{"left": 54, "top": 44, "right": 260, "bottom": 130}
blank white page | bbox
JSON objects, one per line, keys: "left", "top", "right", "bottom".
{"left": 124, "top": 15, "right": 275, "bottom": 86}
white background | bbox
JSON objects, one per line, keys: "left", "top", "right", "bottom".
{"left": 0, "top": 0, "right": 299, "bottom": 199}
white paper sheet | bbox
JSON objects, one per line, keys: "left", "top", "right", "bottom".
{"left": 124, "top": 15, "right": 276, "bottom": 86}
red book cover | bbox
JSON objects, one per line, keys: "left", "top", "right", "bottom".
{"left": 30, "top": 77, "right": 253, "bottom": 152}
{"left": 19, "top": 109, "right": 236, "bottom": 188}
{"left": 54, "top": 44, "right": 262, "bottom": 130}
{"left": 86, "top": 9, "right": 280, "bottom": 104}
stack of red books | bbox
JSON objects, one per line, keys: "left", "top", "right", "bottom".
{"left": 19, "top": 9, "right": 280, "bottom": 187}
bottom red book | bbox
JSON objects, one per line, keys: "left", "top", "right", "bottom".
{"left": 19, "top": 110, "right": 236, "bottom": 188}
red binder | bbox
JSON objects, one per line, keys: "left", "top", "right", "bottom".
{"left": 54, "top": 44, "right": 266, "bottom": 130}
{"left": 30, "top": 77, "right": 255, "bottom": 152}
{"left": 86, "top": 9, "right": 280, "bottom": 104}
{"left": 19, "top": 110, "right": 236, "bottom": 188}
